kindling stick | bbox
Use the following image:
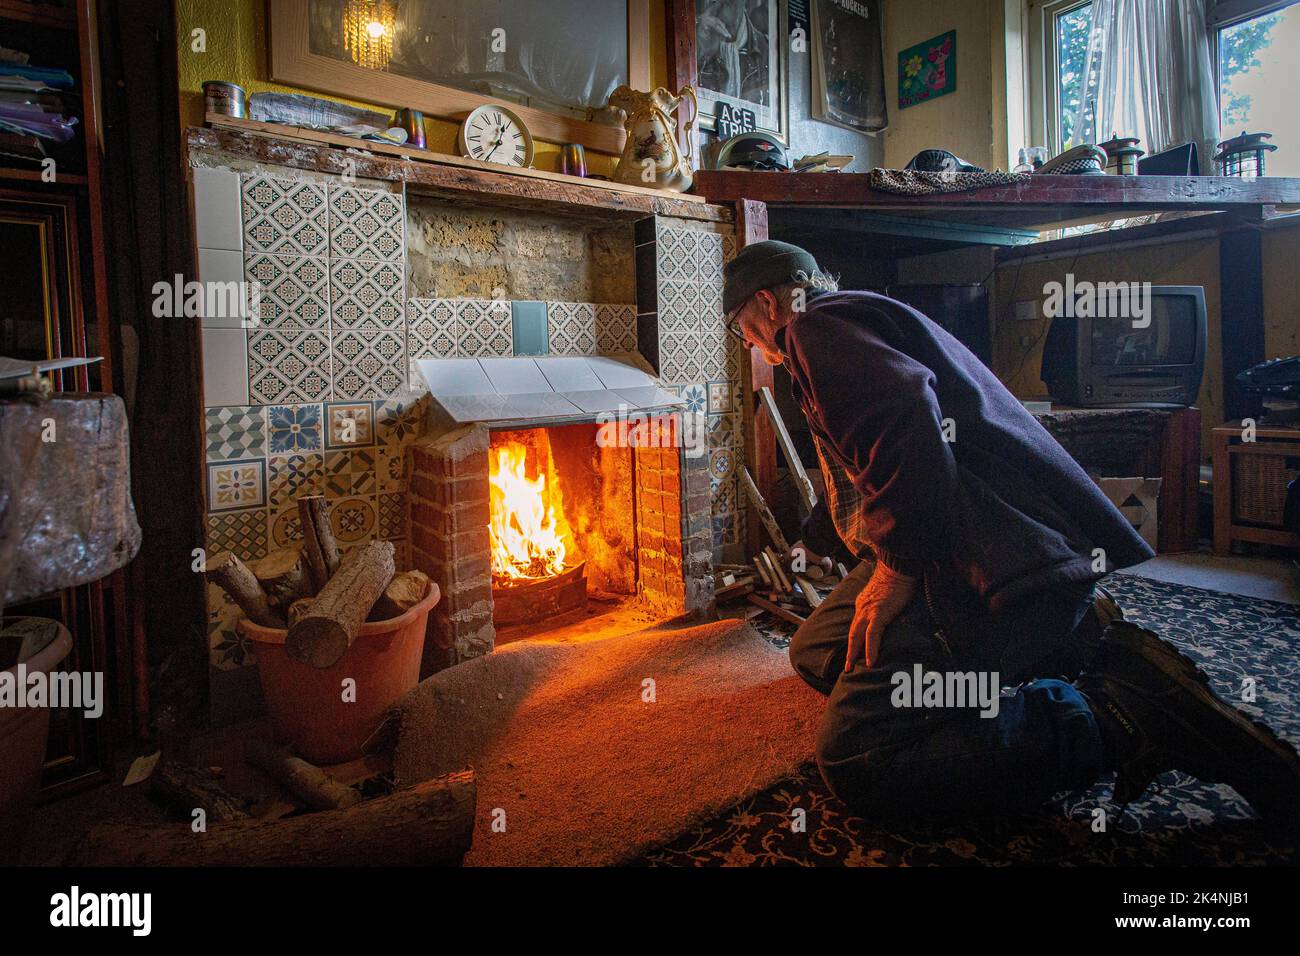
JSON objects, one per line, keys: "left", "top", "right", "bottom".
{"left": 741, "top": 465, "right": 791, "bottom": 554}
{"left": 759, "top": 386, "right": 817, "bottom": 515}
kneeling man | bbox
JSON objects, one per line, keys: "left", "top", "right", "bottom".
{"left": 723, "top": 240, "right": 1300, "bottom": 825}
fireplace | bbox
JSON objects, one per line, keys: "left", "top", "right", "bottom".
{"left": 407, "top": 355, "right": 713, "bottom": 672}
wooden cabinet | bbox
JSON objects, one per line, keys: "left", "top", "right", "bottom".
{"left": 1213, "top": 421, "right": 1300, "bottom": 555}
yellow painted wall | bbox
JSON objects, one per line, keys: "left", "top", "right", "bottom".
{"left": 174, "top": 0, "right": 670, "bottom": 176}
{"left": 882, "top": 0, "right": 1004, "bottom": 171}
{"left": 1263, "top": 223, "right": 1300, "bottom": 360}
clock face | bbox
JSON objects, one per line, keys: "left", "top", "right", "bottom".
{"left": 459, "top": 105, "right": 533, "bottom": 167}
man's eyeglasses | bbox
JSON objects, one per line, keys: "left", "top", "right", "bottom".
{"left": 725, "top": 304, "right": 748, "bottom": 344}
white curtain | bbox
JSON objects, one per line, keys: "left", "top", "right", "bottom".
{"left": 1068, "top": 0, "right": 1221, "bottom": 168}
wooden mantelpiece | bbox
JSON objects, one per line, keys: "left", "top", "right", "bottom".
{"left": 186, "top": 122, "right": 731, "bottom": 225}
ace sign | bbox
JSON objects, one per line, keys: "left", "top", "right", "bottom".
{"left": 715, "top": 102, "right": 757, "bottom": 141}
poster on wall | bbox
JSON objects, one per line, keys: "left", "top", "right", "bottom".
{"left": 810, "top": 0, "right": 887, "bottom": 132}
{"left": 696, "top": 0, "right": 789, "bottom": 143}
{"left": 898, "top": 30, "right": 957, "bottom": 109}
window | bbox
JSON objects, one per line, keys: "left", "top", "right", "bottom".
{"left": 1214, "top": 1, "right": 1300, "bottom": 176}
{"left": 1029, "top": 0, "right": 1097, "bottom": 156}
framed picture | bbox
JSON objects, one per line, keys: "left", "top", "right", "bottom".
{"left": 269, "top": 0, "right": 652, "bottom": 156}
{"left": 898, "top": 30, "right": 957, "bottom": 110}
{"left": 695, "top": 0, "right": 789, "bottom": 143}
{"left": 810, "top": 0, "right": 887, "bottom": 132}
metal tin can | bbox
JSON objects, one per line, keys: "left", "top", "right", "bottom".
{"left": 392, "top": 108, "right": 426, "bottom": 149}
{"left": 559, "top": 143, "right": 587, "bottom": 178}
{"left": 203, "top": 81, "right": 247, "bottom": 119}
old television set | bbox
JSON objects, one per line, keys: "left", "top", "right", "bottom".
{"left": 1040, "top": 285, "right": 1207, "bottom": 407}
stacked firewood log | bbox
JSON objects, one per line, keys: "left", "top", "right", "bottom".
{"left": 205, "top": 494, "right": 432, "bottom": 669}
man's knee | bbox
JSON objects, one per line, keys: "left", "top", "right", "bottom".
{"left": 788, "top": 620, "right": 839, "bottom": 695}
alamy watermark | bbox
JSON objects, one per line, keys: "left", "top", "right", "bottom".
{"left": 891, "top": 665, "right": 1000, "bottom": 718}
{"left": 0, "top": 665, "right": 102, "bottom": 718}
{"left": 1043, "top": 274, "right": 1152, "bottom": 328}
{"left": 152, "top": 274, "right": 262, "bottom": 326}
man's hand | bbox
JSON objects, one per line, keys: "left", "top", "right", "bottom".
{"left": 846, "top": 563, "right": 917, "bottom": 671}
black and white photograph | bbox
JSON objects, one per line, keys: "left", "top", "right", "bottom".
{"left": 811, "top": 0, "right": 887, "bottom": 131}
{"left": 696, "top": 0, "right": 788, "bottom": 140}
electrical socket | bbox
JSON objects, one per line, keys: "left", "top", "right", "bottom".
{"left": 1012, "top": 299, "right": 1039, "bottom": 322}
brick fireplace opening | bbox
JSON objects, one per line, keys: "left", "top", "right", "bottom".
{"left": 406, "top": 362, "right": 713, "bottom": 674}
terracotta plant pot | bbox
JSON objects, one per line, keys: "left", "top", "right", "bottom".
{"left": 0, "top": 617, "right": 73, "bottom": 864}
{"left": 238, "top": 584, "right": 438, "bottom": 765}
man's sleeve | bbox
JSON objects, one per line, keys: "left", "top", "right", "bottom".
{"left": 785, "top": 308, "right": 959, "bottom": 578}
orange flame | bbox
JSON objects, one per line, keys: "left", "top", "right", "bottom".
{"left": 488, "top": 443, "right": 568, "bottom": 581}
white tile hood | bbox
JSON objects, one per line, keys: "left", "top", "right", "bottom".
{"left": 416, "top": 353, "right": 684, "bottom": 426}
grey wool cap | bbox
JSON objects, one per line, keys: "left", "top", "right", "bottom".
{"left": 722, "top": 240, "right": 822, "bottom": 315}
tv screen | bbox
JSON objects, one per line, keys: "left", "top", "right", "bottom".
{"left": 1088, "top": 296, "right": 1199, "bottom": 368}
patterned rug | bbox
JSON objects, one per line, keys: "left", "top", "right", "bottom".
{"left": 641, "top": 575, "right": 1300, "bottom": 866}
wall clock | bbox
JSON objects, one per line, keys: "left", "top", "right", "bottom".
{"left": 458, "top": 104, "right": 534, "bottom": 167}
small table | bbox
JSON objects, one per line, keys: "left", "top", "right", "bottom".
{"left": 1212, "top": 420, "right": 1300, "bottom": 555}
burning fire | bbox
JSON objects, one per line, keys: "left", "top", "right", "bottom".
{"left": 488, "top": 443, "right": 568, "bottom": 582}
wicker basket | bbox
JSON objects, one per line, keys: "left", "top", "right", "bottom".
{"left": 1232, "top": 451, "right": 1300, "bottom": 527}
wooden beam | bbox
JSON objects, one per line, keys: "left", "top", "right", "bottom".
{"left": 664, "top": 0, "right": 698, "bottom": 159}
{"left": 187, "top": 125, "right": 730, "bottom": 225}
{"left": 759, "top": 385, "right": 816, "bottom": 514}
{"left": 1220, "top": 225, "right": 1266, "bottom": 422}
{"left": 734, "top": 200, "right": 776, "bottom": 556}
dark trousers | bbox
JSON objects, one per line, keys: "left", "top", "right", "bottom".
{"left": 790, "top": 561, "right": 1107, "bottom": 821}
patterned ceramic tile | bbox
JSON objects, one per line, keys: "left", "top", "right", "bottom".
{"left": 206, "top": 507, "right": 269, "bottom": 560}
{"left": 680, "top": 383, "right": 708, "bottom": 415}
{"left": 324, "top": 448, "right": 378, "bottom": 496}
{"left": 699, "top": 330, "right": 729, "bottom": 377}
{"left": 248, "top": 328, "right": 332, "bottom": 405}
{"left": 656, "top": 227, "right": 697, "bottom": 283}
{"left": 594, "top": 304, "right": 638, "bottom": 354}
{"left": 375, "top": 394, "right": 425, "bottom": 445}
{"left": 707, "top": 412, "right": 741, "bottom": 451}
{"left": 267, "top": 403, "right": 323, "bottom": 453}
{"left": 658, "top": 281, "right": 697, "bottom": 335}
{"left": 330, "top": 257, "right": 405, "bottom": 331}
{"left": 723, "top": 233, "right": 737, "bottom": 263}
{"left": 377, "top": 491, "right": 407, "bottom": 539}
{"left": 374, "top": 444, "right": 408, "bottom": 492}
{"left": 711, "top": 510, "right": 741, "bottom": 550}
{"left": 661, "top": 334, "right": 706, "bottom": 384}
{"left": 706, "top": 379, "right": 736, "bottom": 414}
{"left": 208, "top": 582, "right": 255, "bottom": 671}
{"left": 547, "top": 301, "right": 597, "bottom": 355}
{"left": 455, "top": 298, "right": 513, "bottom": 357}
{"left": 324, "top": 400, "right": 375, "bottom": 448}
{"left": 331, "top": 328, "right": 406, "bottom": 400}
{"left": 708, "top": 445, "right": 737, "bottom": 485}
{"left": 244, "top": 254, "right": 329, "bottom": 331}
{"left": 329, "top": 494, "right": 377, "bottom": 544}
{"left": 205, "top": 406, "right": 266, "bottom": 460}
{"left": 328, "top": 185, "right": 404, "bottom": 260}
{"left": 207, "top": 459, "right": 266, "bottom": 512}
{"left": 407, "top": 297, "right": 457, "bottom": 360}
{"left": 268, "top": 453, "right": 323, "bottom": 508}
{"left": 697, "top": 232, "right": 725, "bottom": 287}
{"left": 240, "top": 174, "right": 328, "bottom": 257}
{"left": 269, "top": 505, "right": 303, "bottom": 549}
{"left": 711, "top": 472, "right": 739, "bottom": 512}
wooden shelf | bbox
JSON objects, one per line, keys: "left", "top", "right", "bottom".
{"left": 0, "top": 0, "right": 77, "bottom": 29}
{"left": 692, "top": 169, "right": 1300, "bottom": 232}
{"left": 189, "top": 118, "right": 731, "bottom": 224}
{"left": 0, "top": 166, "right": 87, "bottom": 185}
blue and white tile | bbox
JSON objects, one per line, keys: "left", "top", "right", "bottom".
{"left": 455, "top": 298, "right": 513, "bottom": 357}
{"left": 240, "top": 173, "right": 328, "bottom": 257}
{"left": 407, "top": 297, "right": 458, "bottom": 360}
{"left": 267, "top": 403, "right": 323, "bottom": 453}
{"left": 594, "top": 303, "right": 637, "bottom": 354}
{"left": 547, "top": 301, "right": 598, "bottom": 355}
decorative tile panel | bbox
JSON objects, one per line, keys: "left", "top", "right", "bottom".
{"left": 206, "top": 507, "right": 269, "bottom": 560}
{"left": 330, "top": 257, "right": 405, "bottom": 331}
{"left": 328, "top": 185, "right": 404, "bottom": 260}
{"left": 455, "top": 298, "right": 513, "bottom": 356}
{"left": 205, "top": 406, "right": 266, "bottom": 460}
{"left": 268, "top": 453, "right": 323, "bottom": 508}
{"left": 240, "top": 174, "right": 328, "bottom": 257}
{"left": 407, "top": 297, "right": 457, "bottom": 360}
{"left": 267, "top": 403, "right": 323, "bottom": 453}
{"left": 374, "top": 444, "right": 407, "bottom": 492}
{"left": 324, "top": 400, "right": 375, "bottom": 448}
{"left": 330, "top": 328, "right": 406, "bottom": 400}
{"left": 375, "top": 393, "right": 425, "bottom": 445}
{"left": 594, "top": 304, "right": 637, "bottom": 353}
{"left": 329, "top": 494, "right": 377, "bottom": 544}
{"left": 269, "top": 505, "right": 303, "bottom": 549}
{"left": 324, "top": 448, "right": 379, "bottom": 496}
{"left": 207, "top": 459, "right": 266, "bottom": 512}
{"left": 208, "top": 582, "right": 254, "bottom": 671}
{"left": 248, "top": 327, "right": 332, "bottom": 405}
{"left": 547, "top": 301, "right": 597, "bottom": 355}
{"left": 377, "top": 491, "right": 406, "bottom": 539}
{"left": 244, "top": 254, "right": 329, "bottom": 331}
